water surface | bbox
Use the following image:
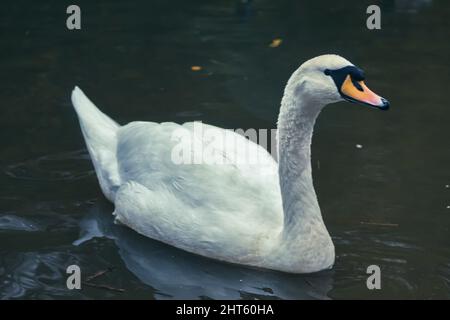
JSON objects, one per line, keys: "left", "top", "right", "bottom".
{"left": 0, "top": 0, "right": 449, "bottom": 299}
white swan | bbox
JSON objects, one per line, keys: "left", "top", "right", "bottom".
{"left": 71, "top": 54, "right": 389, "bottom": 274}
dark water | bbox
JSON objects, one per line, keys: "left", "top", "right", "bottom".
{"left": 0, "top": 0, "right": 449, "bottom": 299}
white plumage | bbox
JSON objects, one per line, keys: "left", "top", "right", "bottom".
{"left": 72, "top": 55, "right": 359, "bottom": 273}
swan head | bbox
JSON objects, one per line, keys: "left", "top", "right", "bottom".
{"left": 292, "top": 54, "right": 389, "bottom": 110}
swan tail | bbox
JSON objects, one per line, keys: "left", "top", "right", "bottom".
{"left": 71, "top": 86, "right": 121, "bottom": 201}
{"left": 71, "top": 86, "right": 119, "bottom": 137}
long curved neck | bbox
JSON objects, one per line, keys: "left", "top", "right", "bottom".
{"left": 264, "top": 78, "right": 336, "bottom": 273}
{"left": 277, "top": 85, "right": 327, "bottom": 240}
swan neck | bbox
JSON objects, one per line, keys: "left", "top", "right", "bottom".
{"left": 277, "top": 91, "right": 324, "bottom": 233}
{"left": 268, "top": 79, "right": 335, "bottom": 273}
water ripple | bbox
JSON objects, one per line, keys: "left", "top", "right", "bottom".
{"left": 4, "top": 150, "right": 94, "bottom": 182}
{"left": 0, "top": 214, "right": 40, "bottom": 232}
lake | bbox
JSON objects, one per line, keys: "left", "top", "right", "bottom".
{"left": 0, "top": 0, "right": 449, "bottom": 299}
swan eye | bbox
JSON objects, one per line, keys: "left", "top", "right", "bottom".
{"left": 351, "top": 77, "right": 364, "bottom": 92}
{"left": 324, "top": 69, "right": 331, "bottom": 76}
{"left": 350, "top": 68, "right": 365, "bottom": 82}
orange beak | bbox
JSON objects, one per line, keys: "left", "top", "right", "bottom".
{"left": 341, "top": 75, "right": 389, "bottom": 110}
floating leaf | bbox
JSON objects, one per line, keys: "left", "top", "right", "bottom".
{"left": 269, "top": 38, "right": 282, "bottom": 48}
{"left": 191, "top": 66, "right": 202, "bottom": 71}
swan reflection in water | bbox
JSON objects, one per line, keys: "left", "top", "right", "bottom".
{"left": 74, "top": 201, "right": 334, "bottom": 300}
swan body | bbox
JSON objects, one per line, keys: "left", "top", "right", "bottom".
{"left": 72, "top": 54, "right": 388, "bottom": 273}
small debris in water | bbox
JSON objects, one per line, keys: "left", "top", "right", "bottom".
{"left": 360, "top": 221, "right": 399, "bottom": 227}
{"left": 262, "top": 287, "right": 274, "bottom": 294}
{"left": 445, "top": 185, "right": 449, "bottom": 189}
{"left": 83, "top": 267, "right": 124, "bottom": 292}
{"left": 269, "top": 38, "right": 282, "bottom": 48}
{"left": 83, "top": 282, "right": 125, "bottom": 293}
{"left": 356, "top": 144, "right": 363, "bottom": 149}
{"left": 191, "top": 66, "right": 202, "bottom": 71}
{"left": 85, "top": 267, "right": 115, "bottom": 282}
{"left": 447, "top": 205, "right": 450, "bottom": 209}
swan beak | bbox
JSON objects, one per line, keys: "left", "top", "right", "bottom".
{"left": 341, "top": 75, "right": 389, "bottom": 110}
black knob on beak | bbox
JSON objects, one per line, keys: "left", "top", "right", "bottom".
{"left": 378, "top": 97, "right": 390, "bottom": 110}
